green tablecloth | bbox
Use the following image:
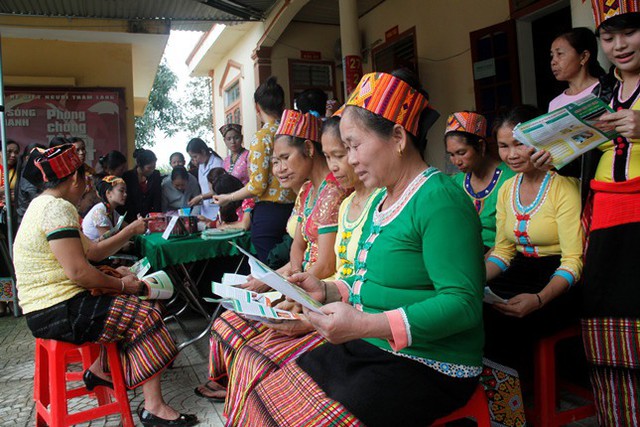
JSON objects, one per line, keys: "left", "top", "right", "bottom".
{"left": 136, "top": 231, "right": 253, "bottom": 270}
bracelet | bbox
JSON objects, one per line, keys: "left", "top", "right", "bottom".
{"left": 536, "top": 293, "right": 543, "bottom": 308}
{"left": 321, "top": 280, "right": 327, "bottom": 304}
{"left": 120, "top": 280, "right": 125, "bottom": 293}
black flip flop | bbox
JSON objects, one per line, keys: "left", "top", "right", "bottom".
{"left": 193, "top": 381, "right": 226, "bottom": 402}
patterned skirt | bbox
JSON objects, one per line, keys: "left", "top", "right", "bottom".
{"left": 581, "top": 178, "right": 640, "bottom": 425}
{"left": 224, "top": 329, "right": 326, "bottom": 425}
{"left": 208, "top": 311, "right": 268, "bottom": 381}
{"left": 236, "top": 339, "right": 478, "bottom": 427}
{"left": 26, "top": 292, "right": 177, "bottom": 389}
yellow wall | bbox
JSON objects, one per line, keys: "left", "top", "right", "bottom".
{"left": 210, "top": 23, "right": 263, "bottom": 154}
{"left": 2, "top": 37, "right": 136, "bottom": 158}
{"left": 359, "top": 0, "right": 510, "bottom": 169}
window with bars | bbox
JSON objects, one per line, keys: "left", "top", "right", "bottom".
{"left": 288, "top": 60, "right": 336, "bottom": 108}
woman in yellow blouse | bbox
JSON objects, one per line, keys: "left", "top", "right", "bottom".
{"left": 213, "top": 77, "right": 296, "bottom": 262}
{"left": 483, "top": 105, "right": 583, "bottom": 425}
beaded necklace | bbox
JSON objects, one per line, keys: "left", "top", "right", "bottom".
{"left": 336, "top": 190, "right": 379, "bottom": 278}
{"left": 463, "top": 167, "right": 503, "bottom": 213}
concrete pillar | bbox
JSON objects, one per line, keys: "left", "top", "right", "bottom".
{"left": 339, "top": 0, "right": 363, "bottom": 99}
{"left": 252, "top": 46, "right": 273, "bottom": 88}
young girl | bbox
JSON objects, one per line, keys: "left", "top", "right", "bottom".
{"left": 206, "top": 167, "right": 254, "bottom": 230}
{"left": 82, "top": 176, "right": 127, "bottom": 242}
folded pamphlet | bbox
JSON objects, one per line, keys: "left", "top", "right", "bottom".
{"left": 513, "top": 94, "right": 618, "bottom": 169}
{"left": 140, "top": 270, "right": 174, "bottom": 300}
{"left": 483, "top": 286, "right": 508, "bottom": 305}
{"left": 229, "top": 242, "right": 324, "bottom": 314}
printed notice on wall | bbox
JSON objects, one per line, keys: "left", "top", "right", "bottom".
{"left": 4, "top": 87, "right": 127, "bottom": 167}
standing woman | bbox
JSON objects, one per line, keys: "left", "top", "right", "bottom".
{"left": 548, "top": 27, "right": 605, "bottom": 111}
{"left": 220, "top": 124, "right": 250, "bottom": 185}
{"left": 186, "top": 137, "right": 223, "bottom": 220}
{"left": 445, "top": 112, "right": 515, "bottom": 252}
{"left": 580, "top": 6, "right": 640, "bottom": 424}
{"left": 97, "top": 150, "right": 128, "bottom": 177}
{"left": 0, "top": 139, "right": 21, "bottom": 206}
{"left": 211, "top": 77, "right": 295, "bottom": 262}
{"left": 121, "top": 149, "right": 162, "bottom": 222}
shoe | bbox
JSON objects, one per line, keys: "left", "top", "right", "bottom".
{"left": 82, "top": 369, "right": 114, "bottom": 391}
{"left": 138, "top": 408, "right": 198, "bottom": 426}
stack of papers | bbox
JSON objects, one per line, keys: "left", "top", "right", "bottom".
{"left": 211, "top": 273, "right": 300, "bottom": 322}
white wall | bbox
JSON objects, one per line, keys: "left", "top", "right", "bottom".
{"left": 358, "top": 0, "right": 511, "bottom": 169}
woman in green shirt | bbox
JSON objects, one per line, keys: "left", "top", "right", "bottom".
{"left": 235, "top": 70, "right": 485, "bottom": 426}
{"left": 445, "top": 111, "right": 515, "bottom": 252}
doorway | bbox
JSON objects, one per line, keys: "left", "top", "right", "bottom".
{"left": 531, "top": 6, "right": 572, "bottom": 110}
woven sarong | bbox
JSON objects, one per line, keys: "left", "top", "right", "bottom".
{"left": 224, "top": 329, "right": 326, "bottom": 424}
{"left": 96, "top": 294, "right": 177, "bottom": 388}
{"left": 208, "top": 311, "right": 267, "bottom": 381}
{"left": 238, "top": 359, "right": 363, "bottom": 427}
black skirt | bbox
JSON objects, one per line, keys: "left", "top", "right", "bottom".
{"left": 25, "top": 291, "right": 113, "bottom": 344}
{"left": 485, "top": 254, "right": 580, "bottom": 375}
{"left": 297, "top": 339, "right": 478, "bottom": 427}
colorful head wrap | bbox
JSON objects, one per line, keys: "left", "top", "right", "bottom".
{"left": 590, "top": 0, "right": 639, "bottom": 28}
{"left": 445, "top": 112, "right": 488, "bottom": 139}
{"left": 276, "top": 110, "right": 322, "bottom": 143}
{"left": 219, "top": 123, "right": 242, "bottom": 137}
{"left": 32, "top": 144, "right": 83, "bottom": 183}
{"left": 334, "top": 72, "right": 430, "bottom": 137}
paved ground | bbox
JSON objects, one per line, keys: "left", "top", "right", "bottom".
{"left": 0, "top": 311, "right": 599, "bottom": 427}
{"left": 0, "top": 312, "right": 224, "bottom": 427}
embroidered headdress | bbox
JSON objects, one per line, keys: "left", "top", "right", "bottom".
{"left": 445, "top": 111, "right": 488, "bottom": 139}
{"left": 334, "top": 72, "right": 430, "bottom": 137}
{"left": 276, "top": 110, "right": 322, "bottom": 143}
{"left": 591, "top": 0, "right": 640, "bottom": 28}
{"left": 219, "top": 123, "right": 242, "bottom": 137}
{"left": 31, "top": 144, "right": 83, "bottom": 183}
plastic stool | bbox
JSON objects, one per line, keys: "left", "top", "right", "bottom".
{"left": 431, "top": 383, "right": 491, "bottom": 426}
{"left": 527, "top": 325, "right": 596, "bottom": 427}
{"left": 33, "top": 338, "right": 135, "bottom": 427}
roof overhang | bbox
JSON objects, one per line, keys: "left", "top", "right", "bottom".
{"left": 0, "top": 20, "right": 170, "bottom": 104}
{"left": 187, "top": 22, "right": 259, "bottom": 76}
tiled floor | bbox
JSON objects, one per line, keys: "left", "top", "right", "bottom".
{"left": 0, "top": 311, "right": 599, "bottom": 426}
{"left": 0, "top": 312, "right": 224, "bottom": 427}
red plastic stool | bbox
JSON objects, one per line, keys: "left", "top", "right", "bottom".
{"left": 431, "top": 383, "right": 491, "bottom": 426}
{"left": 526, "top": 325, "right": 595, "bottom": 427}
{"left": 33, "top": 338, "right": 135, "bottom": 427}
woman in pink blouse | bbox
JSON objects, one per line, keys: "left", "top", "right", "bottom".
{"left": 220, "top": 124, "right": 250, "bottom": 185}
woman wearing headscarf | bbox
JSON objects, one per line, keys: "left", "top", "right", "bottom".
{"left": 13, "top": 144, "right": 197, "bottom": 426}
{"left": 445, "top": 111, "right": 515, "bottom": 253}
{"left": 235, "top": 70, "right": 484, "bottom": 427}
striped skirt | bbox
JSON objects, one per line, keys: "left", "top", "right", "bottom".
{"left": 26, "top": 292, "right": 177, "bottom": 389}
{"left": 224, "top": 329, "right": 326, "bottom": 425}
{"left": 208, "top": 311, "right": 268, "bottom": 382}
{"left": 582, "top": 178, "right": 640, "bottom": 425}
{"left": 237, "top": 359, "right": 363, "bottom": 427}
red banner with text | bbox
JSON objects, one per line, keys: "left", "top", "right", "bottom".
{"left": 5, "top": 87, "right": 127, "bottom": 168}
{"left": 343, "top": 55, "right": 363, "bottom": 98}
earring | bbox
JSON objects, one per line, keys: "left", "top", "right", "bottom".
{"left": 397, "top": 148, "right": 404, "bottom": 157}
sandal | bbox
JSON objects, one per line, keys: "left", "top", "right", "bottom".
{"left": 193, "top": 381, "right": 227, "bottom": 402}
